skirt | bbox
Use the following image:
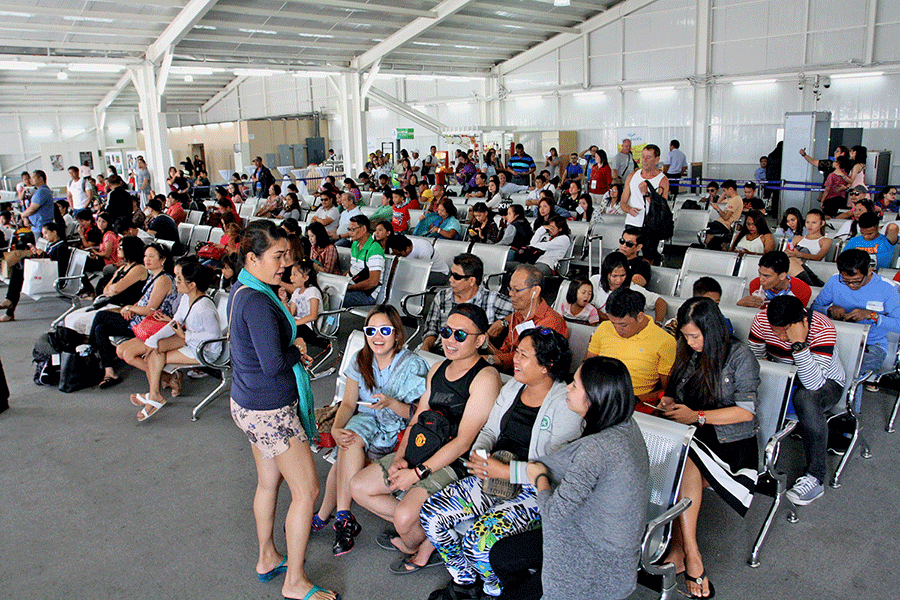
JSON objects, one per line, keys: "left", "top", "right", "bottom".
{"left": 688, "top": 426, "right": 758, "bottom": 517}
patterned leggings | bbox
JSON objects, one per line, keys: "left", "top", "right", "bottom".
{"left": 420, "top": 475, "right": 540, "bottom": 597}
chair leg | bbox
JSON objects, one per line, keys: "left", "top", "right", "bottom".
{"left": 888, "top": 391, "right": 900, "bottom": 433}
{"left": 748, "top": 493, "right": 783, "bottom": 568}
{"left": 830, "top": 424, "right": 862, "bottom": 489}
{"left": 647, "top": 561, "right": 678, "bottom": 600}
{"left": 191, "top": 371, "right": 230, "bottom": 421}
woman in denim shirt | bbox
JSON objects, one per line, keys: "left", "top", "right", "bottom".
{"left": 658, "top": 297, "right": 760, "bottom": 599}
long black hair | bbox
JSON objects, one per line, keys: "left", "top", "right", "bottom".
{"left": 578, "top": 356, "right": 635, "bottom": 436}
{"left": 668, "top": 297, "right": 732, "bottom": 408}
{"left": 778, "top": 207, "right": 804, "bottom": 236}
{"left": 600, "top": 251, "right": 631, "bottom": 293}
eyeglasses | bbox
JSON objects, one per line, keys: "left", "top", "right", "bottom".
{"left": 449, "top": 272, "right": 471, "bottom": 281}
{"left": 364, "top": 325, "right": 394, "bottom": 337}
{"left": 619, "top": 238, "right": 637, "bottom": 248}
{"left": 839, "top": 275, "right": 866, "bottom": 287}
{"left": 849, "top": 191, "right": 862, "bottom": 196}
{"left": 510, "top": 284, "right": 535, "bottom": 294}
{"left": 440, "top": 326, "right": 475, "bottom": 342}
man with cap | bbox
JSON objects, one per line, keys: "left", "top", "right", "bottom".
{"left": 410, "top": 149, "right": 422, "bottom": 174}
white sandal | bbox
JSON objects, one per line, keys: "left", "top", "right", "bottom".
{"left": 137, "top": 397, "right": 166, "bottom": 423}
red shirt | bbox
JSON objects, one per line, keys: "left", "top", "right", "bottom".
{"left": 749, "top": 275, "right": 812, "bottom": 306}
{"left": 589, "top": 164, "right": 612, "bottom": 195}
{"left": 496, "top": 300, "right": 569, "bottom": 371}
{"left": 166, "top": 203, "right": 186, "bottom": 225}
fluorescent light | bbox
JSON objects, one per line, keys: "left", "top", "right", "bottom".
{"left": 832, "top": 71, "right": 884, "bottom": 79}
{"left": 207, "top": 123, "right": 220, "bottom": 129}
{"left": 297, "top": 32, "right": 334, "bottom": 38}
{"left": 171, "top": 66, "right": 219, "bottom": 75}
{"left": 69, "top": 63, "right": 123, "bottom": 72}
{"left": 193, "top": 24, "right": 217, "bottom": 30}
{"left": 28, "top": 128, "right": 53, "bottom": 137}
{"left": 108, "top": 124, "right": 130, "bottom": 133}
{"left": 412, "top": 41, "right": 441, "bottom": 47}
{"left": 238, "top": 28, "right": 277, "bottom": 35}
{"left": 572, "top": 90, "right": 605, "bottom": 99}
{"left": 0, "top": 60, "right": 45, "bottom": 70}
{"left": 63, "top": 15, "right": 113, "bottom": 23}
{"left": 221, "top": 122, "right": 234, "bottom": 127}
{"left": 0, "top": 10, "right": 32, "bottom": 17}
{"left": 184, "top": 75, "right": 194, "bottom": 82}
{"left": 233, "top": 68, "right": 286, "bottom": 77}
{"left": 554, "top": 0, "right": 571, "bottom": 5}
{"left": 732, "top": 78, "right": 777, "bottom": 86}
{"left": 293, "top": 71, "right": 333, "bottom": 78}
{"left": 57, "top": 71, "right": 68, "bottom": 80}
{"left": 446, "top": 76, "right": 474, "bottom": 82}
{"left": 62, "top": 128, "right": 85, "bottom": 136}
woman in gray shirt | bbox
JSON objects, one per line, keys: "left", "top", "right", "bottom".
{"left": 490, "top": 356, "right": 650, "bottom": 600}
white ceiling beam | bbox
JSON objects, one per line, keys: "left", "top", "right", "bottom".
{"left": 182, "top": 33, "right": 371, "bottom": 51}
{"left": 475, "top": 2, "right": 587, "bottom": 21}
{"left": 147, "top": 0, "right": 221, "bottom": 63}
{"left": 367, "top": 87, "right": 445, "bottom": 130}
{"left": 96, "top": 73, "right": 133, "bottom": 114}
{"left": 0, "top": 38, "right": 148, "bottom": 53}
{"left": 156, "top": 47, "right": 174, "bottom": 102}
{"left": 275, "top": 0, "right": 436, "bottom": 19}
{"left": 496, "top": 0, "right": 661, "bottom": 76}
{"left": 0, "top": 4, "right": 173, "bottom": 23}
{"left": 360, "top": 60, "right": 381, "bottom": 99}
{"left": 351, "top": 0, "right": 477, "bottom": 71}
{"left": 201, "top": 75, "right": 247, "bottom": 113}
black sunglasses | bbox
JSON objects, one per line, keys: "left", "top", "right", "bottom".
{"left": 440, "top": 326, "right": 475, "bottom": 342}
{"left": 449, "top": 272, "right": 471, "bottom": 280}
{"left": 364, "top": 325, "right": 394, "bottom": 337}
{"left": 619, "top": 238, "right": 637, "bottom": 248}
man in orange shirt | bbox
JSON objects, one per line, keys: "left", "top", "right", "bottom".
{"left": 486, "top": 265, "right": 568, "bottom": 373}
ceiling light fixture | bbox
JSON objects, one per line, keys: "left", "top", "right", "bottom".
{"left": 831, "top": 71, "right": 884, "bottom": 79}
{"left": 238, "top": 28, "right": 277, "bottom": 35}
{"left": 0, "top": 60, "right": 45, "bottom": 70}
{"left": 171, "top": 66, "right": 218, "bottom": 75}
{"left": 0, "top": 10, "right": 32, "bottom": 17}
{"left": 63, "top": 15, "right": 113, "bottom": 23}
{"left": 233, "top": 68, "right": 286, "bottom": 77}
{"left": 554, "top": 0, "right": 571, "bottom": 6}
{"left": 57, "top": 71, "right": 68, "bottom": 80}
{"left": 184, "top": 75, "right": 194, "bottom": 82}
{"left": 69, "top": 63, "right": 123, "bottom": 72}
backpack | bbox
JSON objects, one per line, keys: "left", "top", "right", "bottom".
{"left": 644, "top": 180, "right": 674, "bottom": 241}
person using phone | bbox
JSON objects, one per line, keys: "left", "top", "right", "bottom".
{"left": 311, "top": 306, "right": 429, "bottom": 556}
{"left": 658, "top": 297, "right": 760, "bottom": 599}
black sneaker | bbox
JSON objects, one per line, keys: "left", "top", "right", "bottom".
{"left": 332, "top": 516, "right": 362, "bottom": 556}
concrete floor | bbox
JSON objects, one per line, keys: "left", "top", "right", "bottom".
{"left": 1, "top": 296, "right": 899, "bottom": 600}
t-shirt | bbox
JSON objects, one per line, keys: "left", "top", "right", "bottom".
{"left": 665, "top": 148, "right": 687, "bottom": 175}
{"left": 748, "top": 275, "right": 812, "bottom": 307}
{"left": 149, "top": 214, "right": 179, "bottom": 244}
{"left": 626, "top": 257, "right": 651, "bottom": 285}
{"left": 716, "top": 194, "right": 744, "bottom": 227}
{"left": 315, "top": 206, "right": 341, "bottom": 233}
{"left": 561, "top": 301, "right": 600, "bottom": 325}
{"left": 588, "top": 164, "right": 612, "bottom": 195}
{"left": 337, "top": 207, "right": 361, "bottom": 237}
{"left": 409, "top": 237, "right": 450, "bottom": 274}
{"left": 392, "top": 203, "right": 411, "bottom": 232}
{"left": 68, "top": 177, "right": 90, "bottom": 210}
{"left": 843, "top": 234, "right": 895, "bottom": 270}
{"left": 106, "top": 187, "right": 133, "bottom": 223}
{"left": 612, "top": 151, "right": 636, "bottom": 180}
{"left": 166, "top": 203, "right": 186, "bottom": 225}
{"left": 587, "top": 320, "right": 676, "bottom": 396}
{"left": 509, "top": 153, "right": 536, "bottom": 175}
{"left": 28, "top": 185, "right": 55, "bottom": 234}
{"left": 289, "top": 285, "right": 323, "bottom": 320}
{"left": 564, "top": 163, "right": 583, "bottom": 181}
{"left": 350, "top": 236, "right": 386, "bottom": 298}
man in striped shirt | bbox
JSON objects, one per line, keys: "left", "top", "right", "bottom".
{"left": 508, "top": 144, "right": 536, "bottom": 187}
{"left": 749, "top": 295, "right": 845, "bottom": 506}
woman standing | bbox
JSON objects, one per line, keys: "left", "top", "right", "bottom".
{"left": 588, "top": 149, "right": 612, "bottom": 198}
{"left": 848, "top": 145, "right": 868, "bottom": 204}
{"left": 544, "top": 148, "right": 560, "bottom": 181}
{"left": 819, "top": 156, "right": 851, "bottom": 217}
{"left": 229, "top": 221, "right": 339, "bottom": 600}
{"left": 659, "top": 297, "right": 760, "bottom": 599}
{"left": 489, "top": 356, "right": 650, "bottom": 600}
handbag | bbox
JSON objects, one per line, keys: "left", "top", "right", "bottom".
{"left": 59, "top": 345, "right": 103, "bottom": 393}
{"left": 197, "top": 243, "right": 226, "bottom": 261}
{"left": 131, "top": 310, "right": 170, "bottom": 341}
{"left": 516, "top": 246, "right": 545, "bottom": 264}
{"left": 404, "top": 408, "right": 451, "bottom": 467}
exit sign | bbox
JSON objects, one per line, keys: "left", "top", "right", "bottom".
{"left": 115, "top": 139, "right": 125, "bottom": 144}
{"left": 395, "top": 128, "right": 414, "bottom": 139}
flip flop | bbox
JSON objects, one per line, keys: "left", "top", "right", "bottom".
{"left": 284, "top": 584, "right": 341, "bottom": 600}
{"left": 99, "top": 376, "right": 123, "bottom": 389}
{"left": 682, "top": 570, "right": 716, "bottom": 599}
{"left": 257, "top": 554, "right": 287, "bottom": 582}
{"left": 130, "top": 393, "right": 150, "bottom": 407}
{"left": 376, "top": 528, "right": 401, "bottom": 551}
{"left": 137, "top": 398, "right": 166, "bottom": 423}
{"left": 389, "top": 552, "right": 443, "bottom": 575}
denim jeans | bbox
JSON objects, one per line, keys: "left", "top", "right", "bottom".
{"left": 342, "top": 290, "right": 375, "bottom": 307}
{"left": 792, "top": 378, "right": 842, "bottom": 482}
{"left": 860, "top": 344, "right": 887, "bottom": 377}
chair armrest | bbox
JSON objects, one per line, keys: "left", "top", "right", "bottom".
{"left": 764, "top": 419, "right": 797, "bottom": 476}
{"left": 197, "top": 337, "right": 229, "bottom": 369}
{"left": 401, "top": 290, "right": 429, "bottom": 319}
{"left": 483, "top": 272, "right": 504, "bottom": 291}
{"left": 641, "top": 497, "right": 693, "bottom": 569}
{"left": 54, "top": 274, "right": 84, "bottom": 298}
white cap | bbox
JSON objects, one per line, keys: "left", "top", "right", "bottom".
{"left": 412, "top": 148, "right": 420, "bottom": 154}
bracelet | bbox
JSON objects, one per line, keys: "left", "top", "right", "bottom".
{"left": 534, "top": 473, "right": 551, "bottom": 487}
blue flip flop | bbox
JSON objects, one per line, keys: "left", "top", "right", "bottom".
{"left": 258, "top": 555, "right": 287, "bottom": 582}
{"left": 286, "top": 585, "right": 341, "bottom": 600}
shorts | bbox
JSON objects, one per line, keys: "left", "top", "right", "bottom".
{"left": 230, "top": 398, "right": 307, "bottom": 459}
{"left": 377, "top": 451, "right": 459, "bottom": 496}
{"left": 344, "top": 412, "right": 405, "bottom": 460}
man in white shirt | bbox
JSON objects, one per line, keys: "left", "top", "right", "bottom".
{"left": 386, "top": 234, "right": 451, "bottom": 288}
{"left": 66, "top": 165, "right": 93, "bottom": 211}
{"left": 332, "top": 192, "right": 361, "bottom": 247}
{"left": 663, "top": 139, "right": 688, "bottom": 201}
{"left": 410, "top": 149, "right": 422, "bottom": 174}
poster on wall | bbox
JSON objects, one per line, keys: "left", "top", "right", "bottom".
{"left": 616, "top": 128, "right": 649, "bottom": 161}
{"left": 50, "top": 154, "right": 65, "bottom": 172}
{"left": 79, "top": 151, "right": 94, "bottom": 170}
{"left": 124, "top": 151, "right": 140, "bottom": 174}
{"left": 105, "top": 151, "right": 124, "bottom": 175}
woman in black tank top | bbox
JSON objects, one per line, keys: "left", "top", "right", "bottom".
{"left": 350, "top": 304, "right": 501, "bottom": 573}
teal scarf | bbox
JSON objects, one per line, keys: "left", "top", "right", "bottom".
{"left": 237, "top": 268, "right": 317, "bottom": 442}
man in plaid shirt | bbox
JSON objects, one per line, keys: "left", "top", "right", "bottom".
{"left": 421, "top": 253, "right": 513, "bottom": 354}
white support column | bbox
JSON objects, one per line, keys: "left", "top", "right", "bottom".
{"left": 94, "top": 108, "right": 107, "bottom": 160}
{"left": 864, "top": 0, "right": 878, "bottom": 64}
{"left": 692, "top": 0, "right": 713, "bottom": 170}
{"left": 337, "top": 75, "right": 353, "bottom": 174}
{"left": 345, "top": 71, "right": 367, "bottom": 177}
{"left": 130, "top": 61, "right": 172, "bottom": 195}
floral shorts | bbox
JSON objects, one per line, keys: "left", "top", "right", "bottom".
{"left": 230, "top": 398, "right": 307, "bottom": 459}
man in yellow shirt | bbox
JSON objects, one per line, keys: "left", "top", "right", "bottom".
{"left": 585, "top": 287, "right": 676, "bottom": 404}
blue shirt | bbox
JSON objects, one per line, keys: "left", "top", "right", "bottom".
{"left": 29, "top": 184, "right": 54, "bottom": 234}
{"left": 509, "top": 153, "right": 536, "bottom": 174}
{"left": 565, "top": 163, "right": 583, "bottom": 180}
{"left": 811, "top": 273, "right": 900, "bottom": 351}
{"left": 755, "top": 167, "right": 767, "bottom": 181}
{"left": 843, "top": 234, "right": 895, "bottom": 269}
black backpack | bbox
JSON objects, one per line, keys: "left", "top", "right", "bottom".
{"left": 644, "top": 180, "right": 674, "bottom": 241}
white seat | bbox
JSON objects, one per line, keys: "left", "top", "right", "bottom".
{"left": 472, "top": 243, "right": 509, "bottom": 291}
{"left": 308, "top": 273, "right": 351, "bottom": 380}
{"left": 329, "top": 331, "right": 368, "bottom": 406}
{"left": 680, "top": 247, "right": 739, "bottom": 280}
{"left": 335, "top": 246, "right": 352, "bottom": 274}
{"left": 432, "top": 239, "right": 472, "bottom": 273}
{"left": 187, "top": 225, "right": 212, "bottom": 253}
{"left": 717, "top": 304, "right": 763, "bottom": 342}
{"left": 646, "top": 267, "right": 679, "bottom": 296}
{"left": 804, "top": 260, "right": 838, "bottom": 284}
{"left": 567, "top": 322, "right": 596, "bottom": 374}
{"left": 177, "top": 223, "right": 194, "bottom": 247}
{"left": 186, "top": 210, "right": 204, "bottom": 225}
{"left": 736, "top": 254, "right": 762, "bottom": 280}
{"left": 669, "top": 210, "right": 710, "bottom": 247}
{"left": 679, "top": 271, "right": 747, "bottom": 306}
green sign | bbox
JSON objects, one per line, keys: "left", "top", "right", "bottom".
{"left": 395, "top": 128, "right": 414, "bottom": 139}
{"left": 115, "top": 139, "right": 125, "bottom": 144}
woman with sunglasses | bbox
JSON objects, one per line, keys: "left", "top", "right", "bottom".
{"left": 313, "top": 306, "right": 429, "bottom": 557}
{"left": 488, "top": 356, "right": 649, "bottom": 600}
{"left": 421, "top": 328, "right": 582, "bottom": 600}
{"left": 351, "top": 304, "right": 501, "bottom": 575}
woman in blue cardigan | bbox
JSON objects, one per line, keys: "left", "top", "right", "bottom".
{"left": 229, "top": 221, "right": 339, "bottom": 600}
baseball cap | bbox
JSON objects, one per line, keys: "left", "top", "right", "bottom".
{"left": 851, "top": 184, "right": 868, "bottom": 195}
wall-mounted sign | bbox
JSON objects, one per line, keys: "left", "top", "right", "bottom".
{"left": 395, "top": 128, "right": 414, "bottom": 139}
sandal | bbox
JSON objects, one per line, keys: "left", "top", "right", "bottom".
{"left": 683, "top": 570, "right": 715, "bottom": 599}
{"left": 0, "top": 315, "right": 14, "bottom": 322}
{"left": 99, "top": 376, "right": 123, "bottom": 389}
{"left": 137, "top": 398, "right": 166, "bottom": 423}
{"left": 170, "top": 371, "right": 184, "bottom": 397}
{"left": 257, "top": 554, "right": 287, "bottom": 582}
{"left": 130, "top": 393, "right": 150, "bottom": 407}
{"left": 284, "top": 584, "right": 341, "bottom": 600}
{"left": 376, "top": 528, "right": 401, "bottom": 551}
{"left": 389, "top": 552, "right": 443, "bottom": 575}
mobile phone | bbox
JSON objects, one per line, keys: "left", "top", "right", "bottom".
{"left": 357, "top": 401, "right": 377, "bottom": 407}
{"left": 641, "top": 401, "right": 663, "bottom": 411}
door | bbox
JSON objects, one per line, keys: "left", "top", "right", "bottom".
{"left": 190, "top": 144, "right": 206, "bottom": 173}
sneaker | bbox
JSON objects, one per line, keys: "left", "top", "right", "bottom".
{"left": 786, "top": 474, "right": 824, "bottom": 506}
{"left": 332, "top": 516, "right": 362, "bottom": 556}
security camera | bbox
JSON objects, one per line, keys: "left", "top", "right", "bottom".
{"left": 798, "top": 80, "right": 805, "bottom": 91}
{"left": 822, "top": 76, "right": 831, "bottom": 89}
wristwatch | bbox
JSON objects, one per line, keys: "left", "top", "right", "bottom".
{"left": 791, "top": 341, "right": 809, "bottom": 353}
{"left": 415, "top": 464, "right": 432, "bottom": 480}
{"left": 697, "top": 410, "right": 706, "bottom": 426}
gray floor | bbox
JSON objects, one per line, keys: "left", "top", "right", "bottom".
{"left": 2, "top": 297, "right": 899, "bottom": 600}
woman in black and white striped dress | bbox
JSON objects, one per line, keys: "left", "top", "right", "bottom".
{"left": 658, "top": 297, "right": 761, "bottom": 599}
